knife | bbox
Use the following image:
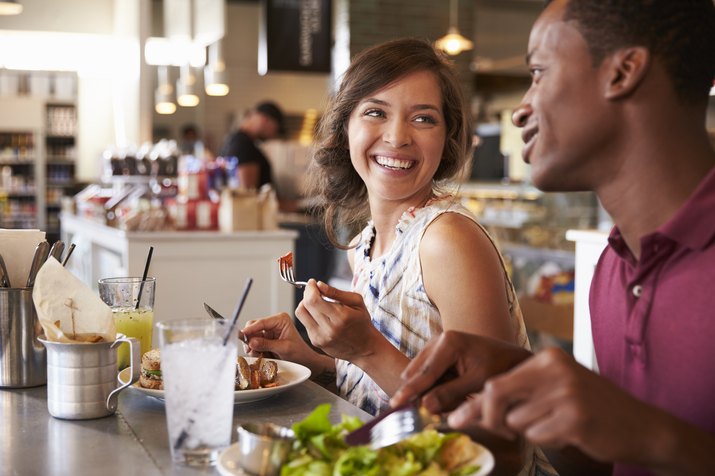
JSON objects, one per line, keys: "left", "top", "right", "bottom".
{"left": 204, "top": 302, "right": 248, "bottom": 343}
{"left": 344, "top": 369, "right": 458, "bottom": 447}
{"left": 26, "top": 241, "right": 50, "bottom": 288}
{"left": 49, "top": 240, "right": 65, "bottom": 262}
{"left": 203, "top": 302, "right": 225, "bottom": 320}
{"left": 0, "top": 253, "right": 10, "bottom": 288}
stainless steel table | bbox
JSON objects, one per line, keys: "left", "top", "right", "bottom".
{"left": 0, "top": 381, "right": 370, "bottom": 475}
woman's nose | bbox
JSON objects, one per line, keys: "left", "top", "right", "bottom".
{"left": 383, "top": 120, "right": 411, "bottom": 147}
{"left": 511, "top": 103, "right": 531, "bottom": 128}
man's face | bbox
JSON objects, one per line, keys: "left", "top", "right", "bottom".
{"left": 513, "top": 0, "right": 618, "bottom": 191}
{"left": 256, "top": 114, "right": 280, "bottom": 141}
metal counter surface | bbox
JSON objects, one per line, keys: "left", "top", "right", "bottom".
{"left": 1, "top": 381, "right": 370, "bottom": 475}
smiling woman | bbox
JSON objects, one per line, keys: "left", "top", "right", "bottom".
{"left": 240, "top": 37, "right": 551, "bottom": 475}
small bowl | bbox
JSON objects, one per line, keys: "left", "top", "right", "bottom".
{"left": 236, "top": 422, "right": 295, "bottom": 476}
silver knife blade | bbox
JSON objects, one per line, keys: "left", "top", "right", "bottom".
{"left": 49, "top": 240, "right": 65, "bottom": 262}
{"left": 0, "top": 253, "right": 10, "bottom": 288}
{"left": 26, "top": 241, "right": 50, "bottom": 287}
{"left": 204, "top": 302, "right": 249, "bottom": 343}
{"left": 203, "top": 302, "right": 225, "bottom": 320}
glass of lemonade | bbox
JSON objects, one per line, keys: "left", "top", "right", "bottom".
{"left": 98, "top": 277, "right": 156, "bottom": 369}
{"left": 157, "top": 318, "right": 238, "bottom": 467}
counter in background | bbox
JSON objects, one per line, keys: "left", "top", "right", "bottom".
{"left": 60, "top": 212, "right": 298, "bottom": 329}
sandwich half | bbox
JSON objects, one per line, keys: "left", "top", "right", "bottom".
{"left": 140, "top": 349, "right": 163, "bottom": 390}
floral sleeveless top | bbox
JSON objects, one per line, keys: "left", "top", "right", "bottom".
{"left": 335, "top": 197, "right": 555, "bottom": 476}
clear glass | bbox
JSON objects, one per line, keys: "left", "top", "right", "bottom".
{"left": 157, "top": 318, "right": 238, "bottom": 467}
{"left": 98, "top": 277, "right": 156, "bottom": 369}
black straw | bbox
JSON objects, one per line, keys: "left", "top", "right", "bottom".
{"left": 223, "top": 277, "right": 253, "bottom": 346}
{"left": 61, "top": 243, "right": 76, "bottom": 267}
{"left": 135, "top": 246, "right": 153, "bottom": 310}
{"left": 174, "top": 277, "right": 253, "bottom": 451}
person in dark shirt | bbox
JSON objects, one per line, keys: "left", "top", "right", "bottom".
{"left": 220, "top": 101, "right": 285, "bottom": 189}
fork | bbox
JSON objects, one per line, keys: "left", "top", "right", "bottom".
{"left": 368, "top": 402, "right": 449, "bottom": 450}
{"left": 278, "top": 254, "right": 308, "bottom": 289}
{"left": 278, "top": 253, "right": 337, "bottom": 303}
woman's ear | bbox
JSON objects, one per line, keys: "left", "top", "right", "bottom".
{"left": 604, "top": 46, "right": 650, "bottom": 99}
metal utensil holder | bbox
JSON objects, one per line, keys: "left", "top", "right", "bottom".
{"left": 0, "top": 288, "right": 47, "bottom": 388}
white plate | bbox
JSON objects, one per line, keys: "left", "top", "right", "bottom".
{"left": 216, "top": 438, "right": 495, "bottom": 476}
{"left": 119, "top": 356, "right": 311, "bottom": 405}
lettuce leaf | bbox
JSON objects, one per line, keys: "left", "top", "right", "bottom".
{"left": 281, "top": 405, "right": 481, "bottom": 476}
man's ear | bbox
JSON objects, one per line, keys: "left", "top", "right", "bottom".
{"left": 604, "top": 47, "right": 650, "bottom": 99}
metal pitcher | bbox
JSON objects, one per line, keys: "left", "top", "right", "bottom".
{"left": 0, "top": 288, "right": 46, "bottom": 388}
{"left": 39, "top": 335, "right": 140, "bottom": 420}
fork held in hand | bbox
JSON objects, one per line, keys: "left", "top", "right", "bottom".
{"left": 278, "top": 252, "right": 308, "bottom": 288}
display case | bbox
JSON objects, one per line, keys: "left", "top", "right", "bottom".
{"left": 456, "top": 182, "right": 601, "bottom": 347}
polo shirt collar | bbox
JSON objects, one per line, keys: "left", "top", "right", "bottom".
{"left": 659, "top": 165, "right": 715, "bottom": 251}
{"left": 607, "top": 165, "right": 715, "bottom": 260}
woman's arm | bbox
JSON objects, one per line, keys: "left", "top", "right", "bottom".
{"left": 421, "top": 213, "right": 515, "bottom": 342}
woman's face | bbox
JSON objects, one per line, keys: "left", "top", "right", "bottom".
{"left": 347, "top": 70, "right": 447, "bottom": 209}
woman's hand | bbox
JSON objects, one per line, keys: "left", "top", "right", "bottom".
{"left": 296, "top": 280, "right": 383, "bottom": 363}
{"left": 241, "top": 312, "right": 331, "bottom": 376}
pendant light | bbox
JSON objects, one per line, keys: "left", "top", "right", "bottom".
{"left": 176, "top": 64, "right": 199, "bottom": 107}
{"left": 0, "top": 0, "right": 22, "bottom": 15}
{"left": 155, "top": 66, "right": 177, "bottom": 115}
{"left": 204, "top": 41, "right": 229, "bottom": 96}
{"left": 435, "top": 0, "right": 473, "bottom": 56}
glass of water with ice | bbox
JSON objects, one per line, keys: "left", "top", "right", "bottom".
{"left": 157, "top": 318, "right": 238, "bottom": 467}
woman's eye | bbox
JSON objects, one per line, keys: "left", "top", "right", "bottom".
{"left": 415, "top": 115, "right": 438, "bottom": 125}
{"left": 364, "top": 108, "right": 384, "bottom": 118}
{"left": 529, "top": 67, "right": 543, "bottom": 80}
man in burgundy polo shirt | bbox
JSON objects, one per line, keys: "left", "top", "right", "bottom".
{"left": 391, "top": 0, "right": 715, "bottom": 475}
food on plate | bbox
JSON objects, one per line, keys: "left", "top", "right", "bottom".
{"left": 139, "top": 348, "right": 163, "bottom": 390}
{"left": 282, "top": 404, "right": 482, "bottom": 476}
{"left": 236, "top": 356, "right": 279, "bottom": 390}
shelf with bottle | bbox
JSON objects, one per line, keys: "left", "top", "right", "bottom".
{"left": 0, "top": 132, "right": 36, "bottom": 162}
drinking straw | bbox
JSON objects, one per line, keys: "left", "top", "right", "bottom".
{"left": 173, "top": 277, "right": 253, "bottom": 451}
{"left": 135, "top": 246, "right": 154, "bottom": 310}
{"left": 223, "top": 277, "right": 253, "bottom": 346}
{"left": 61, "top": 243, "right": 76, "bottom": 267}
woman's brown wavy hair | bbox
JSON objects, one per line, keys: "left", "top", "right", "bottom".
{"left": 307, "top": 38, "right": 471, "bottom": 249}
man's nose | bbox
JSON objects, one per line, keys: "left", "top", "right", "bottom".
{"left": 511, "top": 104, "right": 531, "bottom": 128}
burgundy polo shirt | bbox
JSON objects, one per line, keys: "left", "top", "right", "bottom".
{"left": 589, "top": 167, "right": 715, "bottom": 475}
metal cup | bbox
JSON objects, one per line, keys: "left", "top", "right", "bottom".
{"left": 236, "top": 423, "right": 295, "bottom": 476}
{"left": 39, "top": 335, "right": 140, "bottom": 420}
{"left": 0, "top": 288, "right": 46, "bottom": 388}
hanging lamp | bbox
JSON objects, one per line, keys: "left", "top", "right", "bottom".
{"left": 176, "top": 64, "right": 200, "bottom": 107}
{"left": 435, "top": 0, "right": 473, "bottom": 56}
{"left": 155, "top": 66, "right": 177, "bottom": 115}
{"left": 0, "top": 0, "right": 22, "bottom": 15}
{"left": 204, "top": 41, "right": 229, "bottom": 96}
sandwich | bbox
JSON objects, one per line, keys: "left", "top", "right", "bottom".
{"left": 139, "top": 349, "right": 163, "bottom": 390}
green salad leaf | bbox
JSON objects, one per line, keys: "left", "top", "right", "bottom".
{"left": 281, "top": 404, "right": 481, "bottom": 476}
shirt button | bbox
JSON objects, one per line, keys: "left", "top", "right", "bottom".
{"left": 632, "top": 284, "right": 643, "bottom": 298}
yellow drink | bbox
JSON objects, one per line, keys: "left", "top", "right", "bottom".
{"left": 113, "top": 306, "right": 154, "bottom": 369}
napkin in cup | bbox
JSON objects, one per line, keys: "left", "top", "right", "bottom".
{"left": 0, "top": 228, "right": 45, "bottom": 287}
{"left": 32, "top": 257, "right": 116, "bottom": 343}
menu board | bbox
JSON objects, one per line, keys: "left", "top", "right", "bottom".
{"left": 258, "top": 0, "right": 332, "bottom": 74}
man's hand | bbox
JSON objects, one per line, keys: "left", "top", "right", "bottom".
{"left": 391, "top": 330, "right": 532, "bottom": 413}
